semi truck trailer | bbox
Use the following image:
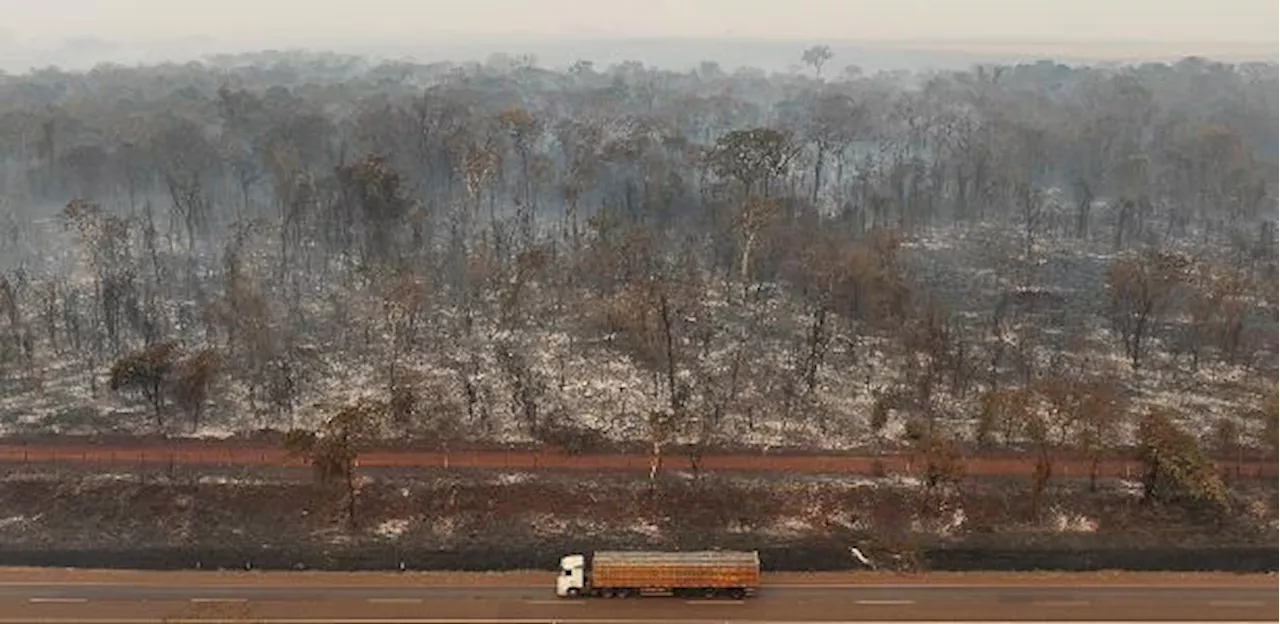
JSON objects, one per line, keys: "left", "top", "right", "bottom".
{"left": 556, "top": 550, "right": 761, "bottom": 599}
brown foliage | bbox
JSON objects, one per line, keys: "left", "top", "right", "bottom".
{"left": 920, "top": 436, "right": 966, "bottom": 493}
{"left": 976, "top": 374, "right": 1127, "bottom": 515}
{"left": 974, "top": 386, "right": 1030, "bottom": 448}
{"left": 1106, "top": 249, "right": 1189, "bottom": 369}
{"left": 902, "top": 421, "right": 966, "bottom": 493}
{"left": 109, "top": 341, "right": 178, "bottom": 429}
{"left": 854, "top": 229, "right": 909, "bottom": 317}
{"left": 590, "top": 287, "right": 658, "bottom": 368}
{"left": 1073, "top": 378, "right": 1126, "bottom": 490}
{"left": 577, "top": 215, "right": 661, "bottom": 294}
{"left": 379, "top": 269, "right": 427, "bottom": 391}
{"left": 499, "top": 246, "right": 552, "bottom": 328}
{"left": 284, "top": 397, "right": 388, "bottom": 531}
{"left": 1179, "top": 262, "right": 1252, "bottom": 369}
{"left": 171, "top": 348, "right": 222, "bottom": 432}
{"left": 901, "top": 297, "right": 966, "bottom": 408}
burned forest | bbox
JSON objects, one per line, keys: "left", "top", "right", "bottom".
{"left": 0, "top": 51, "right": 1275, "bottom": 471}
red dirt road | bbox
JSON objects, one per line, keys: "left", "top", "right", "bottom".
{"left": 0, "top": 442, "right": 1275, "bottom": 478}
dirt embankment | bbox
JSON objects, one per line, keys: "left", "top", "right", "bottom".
{"left": 0, "top": 467, "right": 1273, "bottom": 573}
{"left": 0, "top": 567, "right": 1272, "bottom": 586}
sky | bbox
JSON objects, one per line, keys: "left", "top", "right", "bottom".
{"left": 1, "top": 0, "right": 1276, "bottom": 46}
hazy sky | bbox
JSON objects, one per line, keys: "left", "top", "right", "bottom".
{"left": 2, "top": 0, "right": 1276, "bottom": 45}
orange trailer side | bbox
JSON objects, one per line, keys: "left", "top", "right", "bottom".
{"left": 590, "top": 551, "right": 760, "bottom": 591}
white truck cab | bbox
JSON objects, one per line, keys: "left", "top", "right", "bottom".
{"left": 556, "top": 554, "right": 587, "bottom": 597}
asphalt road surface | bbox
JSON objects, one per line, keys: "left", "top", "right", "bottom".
{"left": 0, "top": 580, "right": 1273, "bottom": 623}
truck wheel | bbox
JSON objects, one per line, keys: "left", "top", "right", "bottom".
{"left": 566, "top": 588, "right": 580, "bottom": 598}
{"left": 729, "top": 588, "right": 746, "bottom": 600}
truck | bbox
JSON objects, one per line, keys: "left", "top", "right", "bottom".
{"left": 556, "top": 550, "right": 761, "bottom": 599}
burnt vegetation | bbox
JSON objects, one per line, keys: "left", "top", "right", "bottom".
{"left": 0, "top": 51, "right": 1274, "bottom": 495}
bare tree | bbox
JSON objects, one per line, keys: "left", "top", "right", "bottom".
{"left": 801, "top": 45, "right": 834, "bottom": 79}
{"left": 1106, "top": 249, "right": 1189, "bottom": 370}
{"left": 62, "top": 200, "right": 134, "bottom": 355}
{"left": 172, "top": 348, "right": 222, "bottom": 432}
{"left": 378, "top": 269, "right": 426, "bottom": 395}
{"left": 497, "top": 106, "right": 544, "bottom": 246}
{"left": 151, "top": 118, "right": 220, "bottom": 253}
{"left": 803, "top": 92, "right": 864, "bottom": 205}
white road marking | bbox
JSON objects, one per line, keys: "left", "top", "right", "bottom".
{"left": 28, "top": 597, "right": 88, "bottom": 603}
{"left": 856, "top": 599, "right": 916, "bottom": 605}
{"left": 1210, "top": 600, "right": 1265, "bottom": 607}
{"left": 1033, "top": 600, "right": 1091, "bottom": 607}
{"left": 189, "top": 597, "right": 249, "bottom": 603}
{"left": 366, "top": 597, "right": 423, "bottom": 604}
{"left": 523, "top": 599, "right": 580, "bottom": 605}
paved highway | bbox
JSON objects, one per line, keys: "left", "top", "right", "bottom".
{"left": 0, "top": 580, "right": 1273, "bottom": 622}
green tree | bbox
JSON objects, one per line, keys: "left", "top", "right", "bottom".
{"left": 1136, "top": 407, "right": 1229, "bottom": 512}
{"left": 707, "top": 127, "right": 795, "bottom": 197}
